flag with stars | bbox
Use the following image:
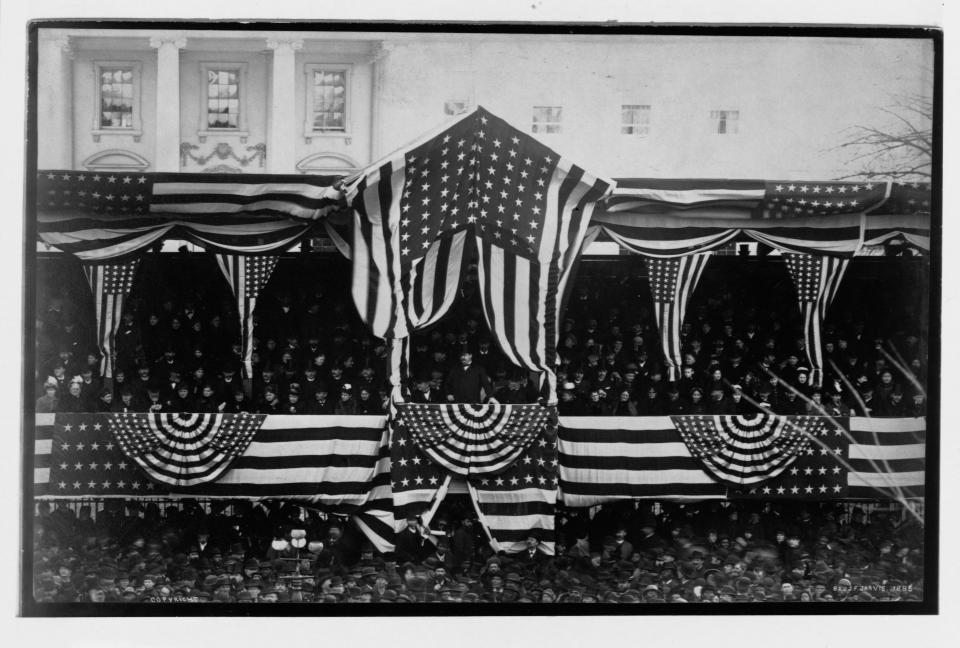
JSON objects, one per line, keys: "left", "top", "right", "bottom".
{"left": 108, "top": 412, "right": 265, "bottom": 487}
{"left": 783, "top": 253, "right": 849, "bottom": 387}
{"left": 40, "top": 414, "right": 173, "bottom": 497}
{"left": 389, "top": 403, "right": 559, "bottom": 554}
{"left": 729, "top": 416, "right": 852, "bottom": 498}
{"left": 393, "top": 403, "right": 551, "bottom": 477}
{"left": 215, "top": 254, "right": 279, "bottom": 378}
{"left": 672, "top": 414, "right": 826, "bottom": 487}
{"left": 643, "top": 253, "right": 711, "bottom": 381}
{"left": 345, "top": 106, "right": 612, "bottom": 402}
{"left": 759, "top": 181, "right": 889, "bottom": 219}
{"left": 467, "top": 429, "right": 559, "bottom": 555}
{"left": 37, "top": 171, "right": 342, "bottom": 261}
{"left": 82, "top": 259, "right": 140, "bottom": 379}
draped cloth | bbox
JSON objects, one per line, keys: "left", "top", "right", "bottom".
{"left": 82, "top": 259, "right": 140, "bottom": 378}
{"left": 215, "top": 254, "right": 279, "bottom": 378}
{"left": 643, "top": 253, "right": 711, "bottom": 381}
{"left": 783, "top": 253, "right": 850, "bottom": 387}
{"left": 37, "top": 171, "right": 344, "bottom": 261}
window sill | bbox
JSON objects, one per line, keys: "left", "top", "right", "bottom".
{"left": 198, "top": 130, "right": 249, "bottom": 144}
{"left": 92, "top": 129, "right": 142, "bottom": 143}
{"left": 303, "top": 131, "right": 352, "bottom": 145}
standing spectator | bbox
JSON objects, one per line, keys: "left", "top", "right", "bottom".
{"left": 35, "top": 384, "right": 59, "bottom": 413}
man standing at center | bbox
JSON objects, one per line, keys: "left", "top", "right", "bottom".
{"left": 444, "top": 351, "right": 495, "bottom": 403}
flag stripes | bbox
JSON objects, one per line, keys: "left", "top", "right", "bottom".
{"left": 82, "top": 260, "right": 140, "bottom": 379}
{"left": 37, "top": 171, "right": 342, "bottom": 261}
{"left": 558, "top": 417, "right": 727, "bottom": 506}
{"left": 644, "top": 253, "right": 710, "bottom": 381}
{"left": 33, "top": 415, "right": 926, "bottom": 508}
{"left": 215, "top": 254, "right": 279, "bottom": 378}
{"left": 784, "top": 253, "right": 850, "bottom": 386}
{"left": 591, "top": 212, "right": 865, "bottom": 257}
{"left": 847, "top": 416, "right": 925, "bottom": 498}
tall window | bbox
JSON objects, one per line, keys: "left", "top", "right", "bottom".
{"left": 711, "top": 109, "right": 740, "bottom": 135}
{"left": 532, "top": 106, "right": 562, "bottom": 134}
{"left": 621, "top": 104, "right": 651, "bottom": 136}
{"left": 98, "top": 67, "right": 135, "bottom": 128}
{"left": 206, "top": 69, "right": 241, "bottom": 129}
{"left": 311, "top": 68, "right": 347, "bottom": 132}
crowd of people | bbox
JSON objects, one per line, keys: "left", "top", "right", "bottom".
{"left": 34, "top": 257, "right": 928, "bottom": 418}
{"left": 32, "top": 498, "right": 924, "bottom": 604}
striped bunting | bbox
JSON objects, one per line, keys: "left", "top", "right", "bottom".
{"left": 847, "top": 417, "right": 926, "bottom": 499}
{"left": 592, "top": 212, "right": 865, "bottom": 258}
{"left": 109, "top": 412, "right": 264, "bottom": 487}
{"left": 673, "top": 415, "right": 825, "bottom": 487}
{"left": 37, "top": 171, "right": 343, "bottom": 261}
{"left": 558, "top": 417, "right": 727, "bottom": 506}
{"left": 394, "top": 403, "right": 550, "bottom": 477}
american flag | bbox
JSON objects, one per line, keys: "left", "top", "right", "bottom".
{"left": 467, "top": 432, "right": 558, "bottom": 555}
{"left": 346, "top": 107, "right": 611, "bottom": 401}
{"left": 730, "top": 417, "right": 851, "bottom": 498}
{"left": 643, "top": 253, "right": 711, "bottom": 381}
{"left": 393, "top": 403, "right": 550, "bottom": 476}
{"left": 783, "top": 253, "right": 849, "bottom": 387}
{"left": 388, "top": 404, "right": 558, "bottom": 555}
{"left": 215, "top": 254, "right": 279, "bottom": 378}
{"left": 37, "top": 171, "right": 342, "bottom": 260}
{"left": 672, "top": 414, "right": 826, "bottom": 487}
{"left": 34, "top": 413, "right": 392, "bottom": 502}
{"left": 109, "top": 412, "right": 264, "bottom": 487}
{"left": 83, "top": 260, "right": 140, "bottom": 379}
{"left": 555, "top": 415, "right": 925, "bottom": 506}
{"left": 760, "top": 181, "right": 889, "bottom": 218}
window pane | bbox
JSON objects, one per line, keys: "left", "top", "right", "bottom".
{"left": 206, "top": 68, "right": 241, "bottom": 128}
{"left": 311, "top": 68, "right": 347, "bottom": 132}
{"left": 97, "top": 67, "right": 135, "bottom": 128}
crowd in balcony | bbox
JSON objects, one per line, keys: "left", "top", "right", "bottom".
{"left": 34, "top": 260, "right": 927, "bottom": 418}
{"left": 32, "top": 498, "right": 924, "bottom": 604}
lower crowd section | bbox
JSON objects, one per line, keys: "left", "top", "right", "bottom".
{"left": 31, "top": 497, "right": 924, "bottom": 604}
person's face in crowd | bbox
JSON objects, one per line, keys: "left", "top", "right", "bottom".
{"left": 589, "top": 390, "right": 601, "bottom": 403}
{"left": 775, "top": 531, "right": 786, "bottom": 544}
{"left": 148, "top": 313, "right": 160, "bottom": 326}
{"left": 53, "top": 365, "right": 65, "bottom": 378}
{"left": 811, "top": 392, "right": 822, "bottom": 404}
{"left": 171, "top": 317, "right": 182, "bottom": 331}
{"left": 68, "top": 382, "right": 81, "bottom": 397}
{"left": 264, "top": 389, "right": 277, "bottom": 403}
{"left": 88, "top": 588, "right": 106, "bottom": 602}
{"left": 787, "top": 536, "right": 800, "bottom": 548}
{"left": 615, "top": 530, "right": 627, "bottom": 545}
{"left": 201, "top": 386, "right": 214, "bottom": 399}
{"left": 646, "top": 387, "right": 658, "bottom": 400}
{"left": 691, "top": 390, "right": 702, "bottom": 403}
{"left": 624, "top": 371, "right": 636, "bottom": 384}
{"left": 331, "top": 367, "right": 343, "bottom": 379}
{"left": 618, "top": 390, "right": 631, "bottom": 403}
{"left": 460, "top": 352, "right": 473, "bottom": 367}
{"left": 682, "top": 366, "right": 694, "bottom": 380}
{"left": 881, "top": 371, "right": 893, "bottom": 385}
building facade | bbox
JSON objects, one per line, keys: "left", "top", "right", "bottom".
{"left": 37, "top": 28, "right": 933, "bottom": 181}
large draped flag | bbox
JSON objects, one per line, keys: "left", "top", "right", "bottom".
{"left": 82, "top": 259, "right": 140, "bottom": 379}
{"left": 591, "top": 179, "right": 894, "bottom": 258}
{"left": 672, "top": 414, "right": 828, "bottom": 487}
{"left": 783, "top": 253, "right": 849, "bottom": 387}
{"left": 385, "top": 403, "right": 558, "bottom": 554}
{"left": 345, "top": 106, "right": 612, "bottom": 401}
{"left": 37, "top": 171, "right": 343, "bottom": 261}
{"left": 34, "top": 413, "right": 390, "bottom": 505}
{"left": 215, "top": 254, "right": 279, "bottom": 378}
{"left": 556, "top": 415, "right": 925, "bottom": 507}
{"left": 643, "top": 253, "right": 710, "bottom": 380}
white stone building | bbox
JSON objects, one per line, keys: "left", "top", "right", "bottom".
{"left": 37, "top": 28, "right": 933, "bottom": 181}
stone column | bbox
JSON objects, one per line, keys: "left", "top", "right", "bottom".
{"left": 266, "top": 38, "right": 302, "bottom": 174}
{"left": 38, "top": 34, "right": 74, "bottom": 169}
{"left": 149, "top": 34, "right": 187, "bottom": 172}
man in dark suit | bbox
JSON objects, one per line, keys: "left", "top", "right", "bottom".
{"left": 443, "top": 352, "right": 495, "bottom": 403}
